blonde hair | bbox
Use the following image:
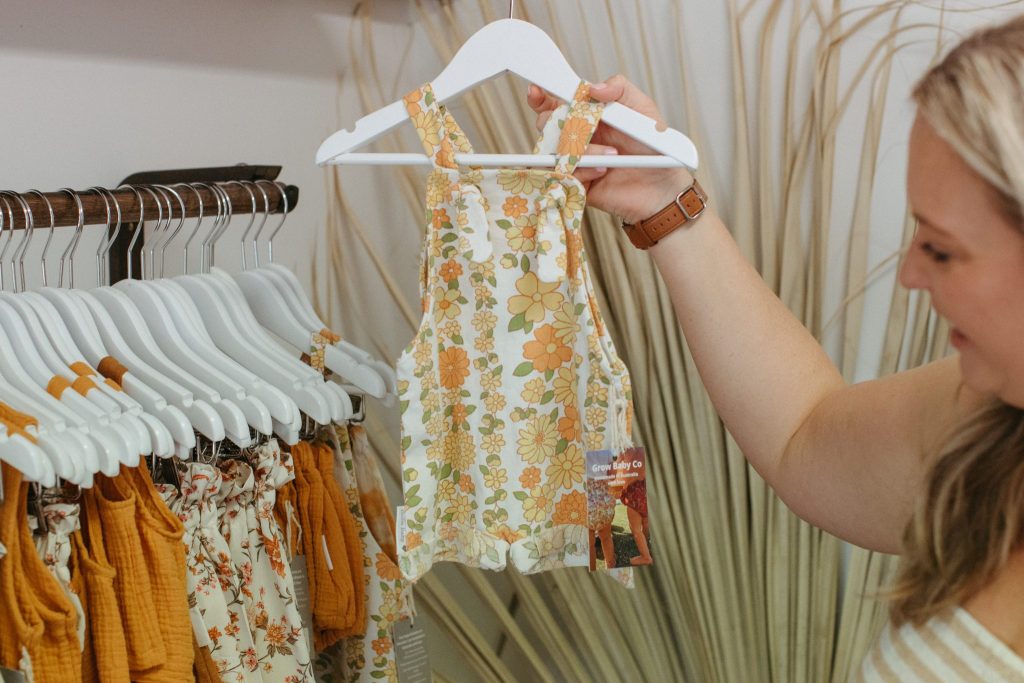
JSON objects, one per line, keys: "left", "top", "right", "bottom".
{"left": 888, "top": 14, "right": 1024, "bottom": 626}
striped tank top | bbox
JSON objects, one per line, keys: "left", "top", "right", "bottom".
{"left": 856, "top": 607, "right": 1024, "bottom": 682}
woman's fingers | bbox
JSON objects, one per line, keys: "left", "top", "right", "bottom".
{"left": 527, "top": 84, "right": 561, "bottom": 113}
{"left": 573, "top": 143, "right": 618, "bottom": 184}
{"left": 535, "top": 109, "right": 553, "bottom": 132}
{"left": 589, "top": 74, "right": 667, "bottom": 129}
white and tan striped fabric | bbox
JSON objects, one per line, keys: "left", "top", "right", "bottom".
{"left": 855, "top": 607, "right": 1024, "bottom": 682}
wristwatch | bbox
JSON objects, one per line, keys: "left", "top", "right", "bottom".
{"left": 621, "top": 178, "right": 708, "bottom": 250}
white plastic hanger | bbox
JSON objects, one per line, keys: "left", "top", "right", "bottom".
{"left": 316, "top": 11, "right": 698, "bottom": 171}
{"left": 0, "top": 423, "right": 55, "bottom": 487}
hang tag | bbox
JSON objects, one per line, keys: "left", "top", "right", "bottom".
{"left": 586, "top": 447, "right": 653, "bottom": 571}
{"left": 393, "top": 618, "right": 431, "bottom": 682}
{"left": 0, "top": 668, "right": 27, "bottom": 682}
{"left": 190, "top": 607, "right": 212, "bottom": 648}
{"left": 290, "top": 554, "right": 315, "bottom": 653}
{"left": 396, "top": 506, "right": 407, "bottom": 552}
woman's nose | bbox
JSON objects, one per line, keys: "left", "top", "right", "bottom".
{"left": 898, "top": 247, "right": 929, "bottom": 291}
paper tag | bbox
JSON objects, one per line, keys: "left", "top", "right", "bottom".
{"left": 393, "top": 618, "right": 431, "bottom": 682}
{"left": 586, "top": 447, "right": 653, "bottom": 571}
{"left": 321, "top": 535, "right": 334, "bottom": 571}
{"left": 396, "top": 505, "right": 407, "bottom": 552}
{"left": 0, "top": 668, "right": 28, "bottom": 682}
{"left": 190, "top": 607, "right": 211, "bottom": 648}
{"left": 290, "top": 554, "right": 315, "bottom": 652}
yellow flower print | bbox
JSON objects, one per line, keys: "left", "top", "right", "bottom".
{"left": 412, "top": 110, "right": 442, "bottom": 149}
{"left": 551, "top": 491, "right": 587, "bottom": 526}
{"left": 426, "top": 172, "right": 447, "bottom": 207}
{"left": 472, "top": 310, "right": 497, "bottom": 332}
{"left": 439, "top": 259, "right": 463, "bottom": 283}
{"left": 506, "top": 214, "right": 539, "bottom": 253}
{"left": 472, "top": 259, "right": 495, "bottom": 279}
{"left": 557, "top": 116, "right": 593, "bottom": 158}
{"left": 522, "top": 485, "right": 554, "bottom": 522}
{"left": 483, "top": 466, "right": 508, "bottom": 489}
{"left": 517, "top": 415, "right": 558, "bottom": 464}
{"left": 563, "top": 183, "right": 585, "bottom": 213}
{"left": 520, "top": 466, "right": 541, "bottom": 489}
{"left": 585, "top": 431, "right": 605, "bottom": 451}
{"left": 433, "top": 287, "right": 462, "bottom": 323}
{"left": 521, "top": 377, "right": 545, "bottom": 403}
{"left": 502, "top": 195, "right": 529, "bottom": 218}
{"left": 586, "top": 405, "right": 607, "bottom": 429}
{"left": 413, "top": 340, "right": 432, "bottom": 369}
{"left": 436, "top": 479, "right": 457, "bottom": 502}
{"left": 458, "top": 475, "right": 474, "bottom": 494}
{"left": 441, "top": 320, "right": 461, "bottom": 342}
{"left": 497, "top": 169, "right": 548, "bottom": 195}
{"left": 443, "top": 430, "right": 475, "bottom": 472}
{"left": 552, "top": 302, "right": 581, "bottom": 344}
{"left": 508, "top": 272, "right": 564, "bottom": 323}
{"left": 481, "top": 372, "right": 501, "bottom": 392}
{"left": 436, "top": 137, "right": 455, "bottom": 168}
{"left": 524, "top": 325, "right": 572, "bottom": 372}
{"left": 587, "top": 382, "right": 608, "bottom": 405}
{"left": 432, "top": 208, "right": 451, "bottom": 230}
{"left": 438, "top": 347, "right": 470, "bottom": 389}
{"left": 426, "top": 439, "right": 444, "bottom": 461}
{"left": 474, "top": 335, "right": 495, "bottom": 354}
{"left": 557, "top": 405, "right": 581, "bottom": 442}
{"left": 553, "top": 366, "right": 577, "bottom": 406}
{"left": 446, "top": 494, "right": 473, "bottom": 524}
{"left": 484, "top": 392, "right": 506, "bottom": 414}
{"left": 482, "top": 432, "right": 505, "bottom": 455}
{"left": 494, "top": 525, "right": 523, "bottom": 544}
{"left": 451, "top": 403, "right": 468, "bottom": 425}
{"left": 547, "top": 443, "right": 584, "bottom": 489}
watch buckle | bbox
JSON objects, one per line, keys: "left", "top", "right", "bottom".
{"left": 675, "top": 186, "right": 707, "bottom": 221}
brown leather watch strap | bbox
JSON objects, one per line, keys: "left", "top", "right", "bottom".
{"left": 622, "top": 178, "right": 707, "bottom": 250}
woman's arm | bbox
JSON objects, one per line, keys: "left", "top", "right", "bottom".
{"left": 530, "top": 76, "right": 979, "bottom": 553}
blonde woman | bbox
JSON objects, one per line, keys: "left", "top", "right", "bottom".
{"left": 528, "top": 14, "right": 1024, "bottom": 680}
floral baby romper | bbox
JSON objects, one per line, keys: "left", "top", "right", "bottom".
{"left": 397, "top": 80, "right": 635, "bottom": 581}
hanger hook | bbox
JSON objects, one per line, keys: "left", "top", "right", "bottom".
{"left": 144, "top": 185, "right": 170, "bottom": 279}
{"left": 0, "top": 193, "right": 25, "bottom": 291}
{"left": 5, "top": 192, "right": 35, "bottom": 293}
{"left": 261, "top": 181, "right": 289, "bottom": 263}
{"left": 225, "top": 181, "right": 258, "bottom": 270}
{"left": 191, "top": 182, "right": 223, "bottom": 273}
{"left": 55, "top": 190, "right": 84, "bottom": 288}
{"left": 155, "top": 184, "right": 188, "bottom": 278}
{"left": 175, "top": 183, "right": 206, "bottom": 274}
{"left": 0, "top": 194, "right": 13, "bottom": 291}
{"left": 509, "top": 0, "right": 514, "bottom": 19}
{"left": 24, "top": 190, "right": 56, "bottom": 287}
{"left": 248, "top": 181, "right": 271, "bottom": 268}
{"left": 94, "top": 187, "right": 123, "bottom": 286}
{"left": 118, "top": 184, "right": 147, "bottom": 280}
{"left": 203, "top": 183, "right": 234, "bottom": 271}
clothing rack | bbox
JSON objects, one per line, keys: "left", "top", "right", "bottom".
{"left": 1, "top": 164, "right": 299, "bottom": 283}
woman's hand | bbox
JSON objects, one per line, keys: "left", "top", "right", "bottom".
{"left": 527, "top": 75, "right": 693, "bottom": 224}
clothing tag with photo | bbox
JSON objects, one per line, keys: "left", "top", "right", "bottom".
{"left": 396, "top": 505, "right": 407, "bottom": 552}
{"left": 393, "top": 618, "right": 431, "bottom": 682}
{"left": 585, "top": 447, "right": 653, "bottom": 572}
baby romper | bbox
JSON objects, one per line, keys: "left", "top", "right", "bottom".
{"left": 396, "top": 80, "right": 636, "bottom": 581}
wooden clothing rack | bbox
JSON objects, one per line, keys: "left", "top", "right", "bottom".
{"left": 0, "top": 164, "right": 299, "bottom": 283}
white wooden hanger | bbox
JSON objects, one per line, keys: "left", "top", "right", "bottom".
{"left": 0, "top": 423, "right": 55, "bottom": 487}
{"left": 316, "top": 14, "right": 698, "bottom": 171}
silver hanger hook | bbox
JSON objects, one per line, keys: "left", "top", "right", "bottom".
{"left": 153, "top": 184, "right": 186, "bottom": 277}
{"left": 136, "top": 185, "right": 165, "bottom": 280}
{"left": 0, "top": 194, "right": 13, "bottom": 291}
{"left": 174, "top": 183, "right": 205, "bottom": 274}
{"left": 9, "top": 191, "right": 36, "bottom": 292}
{"left": 118, "top": 184, "right": 146, "bottom": 280}
{"left": 248, "top": 181, "right": 271, "bottom": 268}
{"left": 81, "top": 188, "right": 111, "bottom": 289}
{"left": 509, "top": 0, "right": 515, "bottom": 18}
{"left": 24, "top": 190, "right": 56, "bottom": 288}
{"left": 202, "top": 183, "right": 232, "bottom": 272}
{"left": 56, "top": 190, "right": 84, "bottom": 288}
{"left": 224, "top": 181, "right": 257, "bottom": 270}
{"left": 258, "top": 180, "right": 289, "bottom": 264}
{"left": 94, "top": 187, "right": 123, "bottom": 286}
{"left": 144, "top": 185, "right": 171, "bottom": 279}
{"left": 191, "top": 182, "right": 225, "bottom": 273}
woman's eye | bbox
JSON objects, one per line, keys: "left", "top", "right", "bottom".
{"left": 921, "top": 242, "right": 951, "bottom": 263}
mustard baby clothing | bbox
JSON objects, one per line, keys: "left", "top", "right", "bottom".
{"left": 396, "top": 80, "right": 635, "bottom": 581}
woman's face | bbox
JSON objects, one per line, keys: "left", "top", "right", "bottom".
{"left": 900, "top": 114, "right": 1024, "bottom": 406}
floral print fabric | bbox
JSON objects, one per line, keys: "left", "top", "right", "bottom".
{"left": 32, "top": 503, "right": 86, "bottom": 650}
{"left": 397, "top": 80, "right": 635, "bottom": 582}
{"left": 312, "top": 424, "right": 413, "bottom": 683}
{"left": 217, "top": 440, "right": 314, "bottom": 682}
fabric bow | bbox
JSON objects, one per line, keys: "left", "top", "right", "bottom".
{"left": 536, "top": 182, "right": 570, "bottom": 283}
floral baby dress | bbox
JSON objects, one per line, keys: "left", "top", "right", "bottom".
{"left": 396, "top": 80, "right": 635, "bottom": 582}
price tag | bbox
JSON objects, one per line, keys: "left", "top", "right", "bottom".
{"left": 393, "top": 618, "right": 431, "bottom": 682}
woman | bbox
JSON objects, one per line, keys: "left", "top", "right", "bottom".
{"left": 528, "top": 14, "right": 1024, "bottom": 680}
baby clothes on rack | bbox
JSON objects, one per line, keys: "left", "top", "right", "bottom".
{"left": 396, "top": 80, "right": 635, "bottom": 580}
{"left": 217, "top": 440, "right": 314, "bottom": 681}
{"left": 32, "top": 501, "right": 85, "bottom": 651}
